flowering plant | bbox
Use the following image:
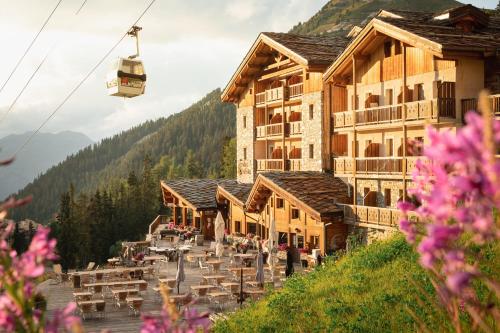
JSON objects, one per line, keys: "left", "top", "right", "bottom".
{"left": 398, "top": 99, "right": 500, "bottom": 331}
{"left": 0, "top": 197, "right": 81, "bottom": 332}
{"left": 278, "top": 243, "right": 288, "bottom": 251}
{"left": 134, "top": 252, "right": 145, "bottom": 261}
{"left": 184, "top": 231, "right": 193, "bottom": 240}
{"left": 246, "top": 233, "right": 254, "bottom": 239}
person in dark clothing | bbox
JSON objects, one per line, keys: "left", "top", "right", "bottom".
{"left": 317, "top": 254, "right": 322, "bottom": 267}
{"left": 285, "top": 248, "right": 294, "bottom": 277}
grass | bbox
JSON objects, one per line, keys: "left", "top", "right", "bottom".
{"left": 214, "top": 234, "right": 500, "bottom": 333}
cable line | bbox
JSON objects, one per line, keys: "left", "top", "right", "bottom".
{"left": 0, "top": 0, "right": 88, "bottom": 125}
{"left": 0, "top": 0, "right": 63, "bottom": 96}
{"left": 12, "top": 0, "right": 157, "bottom": 157}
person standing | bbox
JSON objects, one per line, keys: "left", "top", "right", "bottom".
{"left": 285, "top": 247, "right": 294, "bottom": 277}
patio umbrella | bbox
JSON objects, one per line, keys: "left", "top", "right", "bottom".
{"left": 214, "top": 212, "right": 225, "bottom": 258}
{"left": 176, "top": 252, "right": 185, "bottom": 294}
{"left": 268, "top": 211, "right": 277, "bottom": 282}
{"left": 256, "top": 251, "right": 264, "bottom": 287}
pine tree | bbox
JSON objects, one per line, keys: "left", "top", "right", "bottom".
{"left": 184, "top": 150, "right": 203, "bottom": 178}
{"left": 12, "top": 222, "right": 26, "bottom": 254}
{"left": 220, "top": 137, "right": 236, "bottom": 179}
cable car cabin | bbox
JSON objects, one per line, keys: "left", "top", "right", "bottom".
{"left": 106, "top": 58, "right": 146, "bottom": 98}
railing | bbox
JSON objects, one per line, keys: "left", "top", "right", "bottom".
{"left": 333, "top": 98, "right": 457, "bottom": 130}
{"left": 266, "top": 123, "right": 283, "bottom": 136}
{"left": 289, "top": 159, "right": 301, "bottom": 171}
{"left": 355, "top": 105, "right": 403, "bottom": 125}
{"left": 256, "top": 159, "right": 283, "bottom": 171}
{"left": 255, "top": 92, "right": 266, "bottom": 106}
{"left": 288, "top": 121, "right": 302, "bottom": 135}
{"left": 256, "top": 125, "right": 266, "bottom": 138}
{"left": 149, "top": 215, "right": 169, "bottom": 234}
{"left": 461, "top": 95, "right": 500, "bottom": 119}
{"left": 355, "top": 157, "right": 403, "bottom": 174}
{"left": 266, "top": 87, "right": 285, "bottom": 103}
{"left": 333, "top": 157, "right": 354, "bottom": 173}
{"left": 341, "top": 204, "right": 401, "bottom": 227}
{"left": 288, "top": 83, "right": 303, "bottom": 99}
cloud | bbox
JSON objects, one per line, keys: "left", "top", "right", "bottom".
{"left": 0, "top": 0, "right": 328, "bottom": 141}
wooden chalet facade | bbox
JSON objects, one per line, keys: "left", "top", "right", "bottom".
{"left": 323, "top": 5, "right": 500, "bottom": 242}
{"left": 221, "top": 32, "right": 348, "bottom": 183}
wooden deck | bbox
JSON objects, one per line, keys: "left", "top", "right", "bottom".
{"left": 38, "top": 242, "right": 301, "bottom": 332}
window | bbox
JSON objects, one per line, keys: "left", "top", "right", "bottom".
{"left": 276, "top": 198, "right": 284, "bottom": 209}
{"left": 310, "top": 235, "right": 320, "bottom": 249}
{"left": 332, "top": 134, "right": 348, "bottom": 157}
{"left": 309, "top": 144, "right": 314, "bottom": 159}
{"left": 297, "top": 235, "right": 305, "bottom": 248}
{"left": 385, "top": 89, "right": 394, "bottom": 106}
{"left": 384, "top": 41, "right": 392, "bottom": 58}
{"left": 309, "top": 104, "right": 314, "bottom": 119}
{"left": 247, "top": 223, "right": 257, "bottom": 234}
{"left": 243, "top": 148, "right": 247, "bottom": 160}
{"left": 235, "top": 221, "right": 241, "bottom": 233}
{"left": 291, "top": 208, "right": 299, "bottom": 219}
{"left": 385, "top": 138, "right": 394, "bottom": 157}
{"left": 394, "top": 41, "right": 401, "bottom": 55}
{"left": 384, "top": 188, "right": 392, "bottom": 207}
{"left": 415, "top": 84, "right": 424, "bottom": 101}
{"left": 243, "top": 116, "right": 247, "bottom": 128}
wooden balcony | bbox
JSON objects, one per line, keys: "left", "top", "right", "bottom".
{"left": 333, "top": 98, "right": 457, "bottom": 130}
{"left": 288, "top": 83, "right": 303, "bottom": 99}
{"left": 356, "top": 158, "right": 403, "bottom": 174}
{"left": 256, "top": 159, "right": 284, "bottom": 171}
{"left": 255, "top": 123, "right": 283, "bottom": 139}
{"left": 288, "top": 159, "right": 301, "bottom": 171}
{"left": 254, "top": 83, "right": 304, "bottom": 107}
{"left": 288, "top": 121, "right": 302, "bottom": 135}
{"left": 341, "top": 204, "right": 401, "bottom": 227}
{"left": 333, "top": 157, "right": 354, "bottom": 173}
{"left": 461, "top": 94, "right": 500, "bottom": 120}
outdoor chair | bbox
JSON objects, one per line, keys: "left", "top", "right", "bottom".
{"left": 95, "top": 302, "right": 106, "bottom": 319}
{"left": 139, "top": 282, "right": 148, "bottom": 292}
{"left": 129, "top": 299, "right": 143, "bottom": 316}
{"left": 93, "top": 285, "right": 104, "bottom": 298}
{"left": 199, "top": 260, "right": 210, "bottom": 272}
{"left": 79, "top": 303, "right": 92, "bottom": 320}
{"left": 86, "top": 262, "right": 95, "bottom": 271}
{"left": 52, "top": 264, "right": 68, "bottom": 285}
{"left": 115, "top": 291, "right": 128, "bottom": 307}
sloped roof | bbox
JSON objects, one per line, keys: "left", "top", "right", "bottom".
{"left": 222, "top": 32, "right": 349, "bottom": 102}
{"left": 217, "top": 180, "right": 253, "bottom": 207}
{"left": 376, "top": 8, "right": 500, "bottom": 52}
{"left": 160, "top": 179, "right": 220, "bottom": 211}
{"left": 246, "top": 172, "right": 351, "bottom": 221}
{"left": 261, "top": 32, "right": 349, "bottom": 66}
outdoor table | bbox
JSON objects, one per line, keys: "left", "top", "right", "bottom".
{"left": 111, "top": 288, "right": 138, "bottom": 296}
{"left": 246, "top": 281, "right": 261, "bottom": 287}
{"left": 202, "top": 274, "right": 226, "bottom": 284}
{"left": 163, "top": 235, "right": 175, "bottom": 242}
{"left": 205, "top": 259, "right": 224, "bottom": 272}
{"left": 233, "top": 254, "right": 255, "bottom": 259}
{"left": 207, "top": 291, "right": 231, "bottom": 298}
{"left": 107, "top": 258, "right": 120, "bottom": 266}
{"left": 227, "top": 267, "right": 255, "bottom": 273}
{"left": 73, "top": 291, "right": 92, "bottom": 301}
{"left": 244, "top": 288, "right": 264, "bottom": 300}
{"left": 126, "top": 296, "right": 143, "bottom": 302}
{"left": 190, "top": 284, "right": 215, "bottom": 290}
{"left": 220, "top": 282, "right": 240, "bottom": 293}
{"left": 168, "top": 294, "right": 190, "bottom": 305}
{"left": 69, "top": 266, "right": 153, "bottom": 277}
{"left": 153, "top": 286, "right": 173, "bottom": 293}
{"left": 159, "top": 278, "right": 177, "bottom": 288}
{"left": 77, "top": 300, "right": 105, "bottom": 306}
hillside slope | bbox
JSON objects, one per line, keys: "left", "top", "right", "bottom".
{"left": 215, "top": 235, "right": 500, "bottom": 332}
{"left": 290, "top": 0, "right": 460, "bottom": 36}
{"left": 11, "top": 89, "right": 235, "bottom": 222}
{"left": 0, "top": 131, "right": 93, "bottom": 199}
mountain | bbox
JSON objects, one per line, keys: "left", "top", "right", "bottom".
{"left": 11, "top": 89, "right": 235, "bottom": 222}
{"left": 289, "top": 0, "right": 460, "bottom": 36}
{"left": 0, "top": 131, "right": 93, "bottom": 199}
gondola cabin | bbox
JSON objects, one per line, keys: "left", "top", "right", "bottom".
{"left": 106, "top": 58, "right": 146, "bottom": 98}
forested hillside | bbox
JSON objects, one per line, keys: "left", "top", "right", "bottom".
{"left": 12, "top": 89, "right": 236, "bottom": 223}
{"left": 290, "top": 0, "right": 459, "bottom": 36}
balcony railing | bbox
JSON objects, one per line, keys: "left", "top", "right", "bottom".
{"left": 341, "top": 204, "right": 401, "bottom": 227}
{"left": 256, "top": 125, "right": 266, "bottom": 138}
{"left": 255, "top": 92, "right": 266, "bottom": 106}
{"left": 461, "top": 94, "right": 500, "bottom": 120}
{"left": 256, "top": 159, "right": 283, "bottom": 171}
{"left": 356, "top": 157, "right": 403, "bottom": 174}
{"left": 333, "top": 98, "right": 457, "bottom": 130}
{"left": 266, "top": 87, "right": 285, "bottom": 103}
{"left": 148, "top": 215, "right": 169, "bottom": 234}
{"left": 288, "top": 121, "right": 302, "bottom": 135}
{"left": 267, "top": 123, "right": 283, "bottom": 136}
{"left": 289, "top": 159, "right": 301, "bottom": 171}
{"left": 356, "top": 104, "right": 403, "bottom": 125}
{"left": 288, "top": 83, "right": 304, "bottom": 99}
{"left": 333, "top": 157, "right": 354, "bottom": 173}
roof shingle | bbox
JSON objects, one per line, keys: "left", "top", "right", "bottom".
{"left": 161, "top": 179, "right": 220, "bottom": 210}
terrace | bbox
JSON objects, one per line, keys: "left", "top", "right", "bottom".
{"left": 40, "top": 231, "right": 307, "bottom": 332}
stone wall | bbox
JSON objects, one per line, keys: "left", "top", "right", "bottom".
{"left": 300, "top": 91, "right": 323, "bottom": 171}
{"left": 236, "top": 106, "right": 254, "bottom": 184}
{"left": 356, "top": 178, "right": 404, "bottom": 208}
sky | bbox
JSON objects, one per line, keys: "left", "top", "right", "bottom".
{"left": 0, "top": 0, "right": 497, "bottom": 142}
{"left": 0, "top": 0, "right": 329, "bottom": 141}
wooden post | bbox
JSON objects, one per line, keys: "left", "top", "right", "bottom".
{"left": 182, "top": 207, "right": 187, "bottom": 226}
{"left": 173, "top": 205, "right": 178, "bottom": 225}
{"left": 402, "top": 44, "right": 408, "bottom": 201}
{"left": 281, "top": 80, "right": 286, "bottom": 171}
{"left": 352, "top": 55, "right": 358, "bottom": 206}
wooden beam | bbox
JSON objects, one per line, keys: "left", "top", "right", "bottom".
{"left": 235, "top": 83, "right": 248, "bottom": 88}
{"left": 264, "top": 58, "right": 292, "bottom": 71}
{"left": 258, "top": 65, "right": 303, "bottom": 81}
